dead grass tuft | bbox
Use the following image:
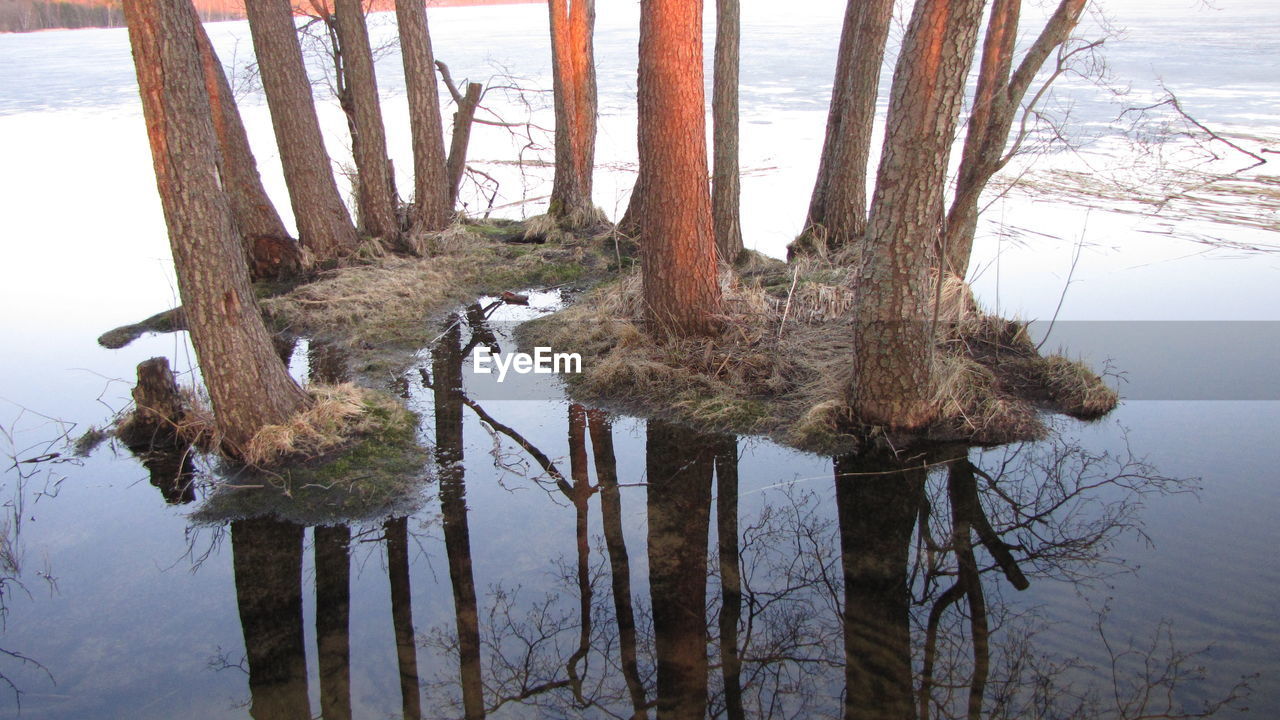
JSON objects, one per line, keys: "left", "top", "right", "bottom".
{"left": 521, "top": 258, "right": 1115, "bottom": 453}
{"left": 242, "top": 383, "right": 412, "bottom": 467}
{"left": 1040, "top": 355, "right": 1120, "bottom": 419}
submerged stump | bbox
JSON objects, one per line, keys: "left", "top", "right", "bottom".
{"left": 118, "top": 357, "right": 188, "bottom": 449}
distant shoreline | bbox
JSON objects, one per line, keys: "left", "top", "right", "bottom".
{"left": 0, "top": 0, "right": 547, "bottom": 34}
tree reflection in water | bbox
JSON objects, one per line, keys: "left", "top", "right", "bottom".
{"left": 206, "top": 303, "right": 1244, "bottom": 719}
{"left": 230, "top": 516, "right": 310, "bottom": 720}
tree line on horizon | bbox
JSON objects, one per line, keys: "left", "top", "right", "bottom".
{"left": 0, "top": 0, "right": 539, "bottom": 33}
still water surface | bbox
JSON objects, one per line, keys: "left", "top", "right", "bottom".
{"left": 1, "top": 1, "right": 1278, "bottom": 718}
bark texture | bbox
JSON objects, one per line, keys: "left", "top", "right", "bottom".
{"left": 193, "top": 15, "right": 302, "bottom": 280}
{"left": 395, "top": 0, "right": 452, "bottom": 231}
{"left": 548, "top": 0, "right": 601, "bottom": 228}
{"left": 802, "top": 0, "right": 894, "bottom": 253}
{"left": 244, "top": 0, "right": 358, "bottom": 262}
{"left": 850, "top": 0, "right": 987, "bottom": 429}
{"left": 124, "top": 0, "right": 309, "bottom": 455}
{"left": 334, "top": 0, "right": 399, "bottom": 241}
{"left": 444, "top": 77, "right": 482, "bottom": 208}
{"left": 637, "top": 0, "right": 722, "bottom": 337}
{"left": 943, "top": 0, "right": 1088, "bottom": 276}
{"left": 712, "top": 0, "right": 743, "bottom": 263}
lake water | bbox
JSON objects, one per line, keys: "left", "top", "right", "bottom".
{"left": 0, "top": 0, "right": 1278, "bottom": 717}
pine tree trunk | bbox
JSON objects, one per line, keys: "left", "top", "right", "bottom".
{"left": 395, "top": 0, "right": 452, "bottom": 231}
{"left": 801, "top": 0, "right": 893, "bottom": 254}
{"left": 943, "top": 0, "right": 1088, "bottom": 277}
{"left": 617, "top": 173, "right": 644, "bottom": 239}
{"left": 548, "top": 0, "right": 600, "bottom": 229}
{"left": 637, "top": 0, "right": 722, "bottom": 337}
{"left": 712, "top": 0, "right": 743, "bottom": 264}
{"left": 192, "top": 15, "right": 302, "bottom": 280}
{"left": 124, "top": 0, "right": 309, "bottom": 455}
{"left": 944, "top": 0, "right": 1020, "bottom": 277}
{"left": 851, "top": 0, "right": 987, "bottom": 429}
{"left": 244, "top": 0, "right": 358, "bottom": 262}
{"left": 334, "top": 0, "right": 399, "bottom": 243}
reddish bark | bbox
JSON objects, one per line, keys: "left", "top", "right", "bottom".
{"left": 548, "top": 0, "right": 600, "bottom": 228}
{"left": 851, "top": 0, "right": 987, "bottom": 429}
{"left": 123, "top": 0, "right": 309, "bottom": 455}
{"left": 637, "top": 0, "right": 722, "bottom": 337}
{"left": 943, "top": 0, "right": 1089, "bottom": 276}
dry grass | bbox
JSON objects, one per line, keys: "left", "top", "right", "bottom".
{"left": 241, "top": 383, "right": 388, "bottom": 466}
{"left": 521, "top": 256, "right": 1116, "bottom": 453}
{"left": 262, "top": 254, "right": 478, "bottom": 344}
{"left": 116, "top": 382, "right": 416, "bottom": 467}
{"left": 260, "top": 220, "right": 617, "bottom": 382}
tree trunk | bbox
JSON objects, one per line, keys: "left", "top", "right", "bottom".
{"left": 192, "top": 16, "right": 303, "bottom": 280}
{"left": 711, "top": 0, "right": 743, "bottom": 264}
{"left": 850, "top": 0, "right": 987, "bottom": 429}
{"left": 334, "top": 0, "right": 400, "bottom": 243}
{"left": 244, "top": 0, "right": 358, "bottom": 262}
{"left": 617, "top": 174, "right": 645, "bottom": 240}
{"left": 943, "top": 0, "right": 1088, "bottom": 277}
{"left": 395, "top": 0, "right": 452, "bottom": 231}
{"left": 124, "top": 0, "right": 310, "bottom": 456}
{"left": 646, "top": 420, "right": 715, "bottom": 720}
{"left": 446, "top": 81, "right": 482, "bottom": 208}
{"left": 808, "top": 0, "right": 894, "bottom": 253}
{"left": 548, "top": 0, "right": 601, "bottom": 229}
{"left": 637, "top": 0, "right": 722, "bottom": 337}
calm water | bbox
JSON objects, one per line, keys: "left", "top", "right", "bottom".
{"left": 1, "top": 1, "right": 1279, "bottom": 718}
